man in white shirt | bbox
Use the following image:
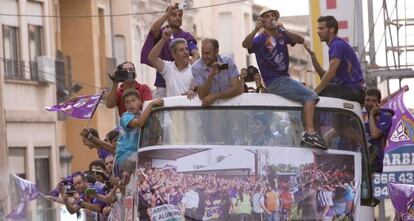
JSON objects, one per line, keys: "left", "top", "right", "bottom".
{"left": 252, "top": 184, "right": 265, "bottom": 221}
{"left": 148, "top": 27, "right": 195, "bottom": 97}
{"left": 181, "top": 184, "right": 199, "bottom": 220}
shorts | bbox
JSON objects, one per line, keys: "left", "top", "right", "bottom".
{"left": 267, "top": 76, "right": 319, "bottom": 104}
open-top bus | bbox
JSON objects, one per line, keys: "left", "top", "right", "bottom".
{"left": 119, "top": 93, "right": 377, "bottom": 221}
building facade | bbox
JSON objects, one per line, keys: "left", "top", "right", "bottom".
{"left": 0, "top": 0, "right": 61, "bottom": 219}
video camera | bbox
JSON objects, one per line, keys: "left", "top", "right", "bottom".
{"left": 112, "top": 62, "right": 137, "bottom": 82}
{"left": 244, "top": 66, "right": 259, "bottom": 82}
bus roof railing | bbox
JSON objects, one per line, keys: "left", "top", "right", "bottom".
{"left": 144, "top": 93, "right": 362, "bottom": 117}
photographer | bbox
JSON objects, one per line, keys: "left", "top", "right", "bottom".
{"left": 192, "top": 38, "right": 241, "bottom": 107}
{"left": 61, "top": 173, "right": 105, "bottom": 215}
{"left": 106, "top": 61, "right": 152, "bottom": 116}
{"left": 241, "top": 66, "right": 265, "bottom": 93}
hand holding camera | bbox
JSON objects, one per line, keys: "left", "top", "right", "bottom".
{"left": 211, "top": 62, "right": 229, "bottom": 76}
{"left": 109, "top": 63, "right": 137, "bottom": 83}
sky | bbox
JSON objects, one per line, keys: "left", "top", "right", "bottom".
{"left": 254, "top": 0, "right": 414, "bottom": 109}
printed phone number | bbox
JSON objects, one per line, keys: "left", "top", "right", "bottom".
{"left": 373, "top": 172, "right": 414, "bottom": 185}
{"left": 373, "top": 172, "right": 414, "bottom": 198}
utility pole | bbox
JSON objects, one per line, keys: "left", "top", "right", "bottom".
{"left": 368, "top": 0, "right": 376, "bottom": 65}
{"left": 0, "top": 62, "right": 9, "bottom": 217}
{"left": 366, "top": 0, "right": 378, "bottom": 88}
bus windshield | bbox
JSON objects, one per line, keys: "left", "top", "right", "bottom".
{"left": 141, "top": 107, "right": 365, "bottom": 151}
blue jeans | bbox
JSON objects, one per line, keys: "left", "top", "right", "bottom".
{"left": 267, "top": 76, "right": 319, "bottom": 104}
{"left": 266, "top": 211, "right": 279, "bottom": 221}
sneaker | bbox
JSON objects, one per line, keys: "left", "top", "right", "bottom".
{"left": 301, "top": 132, "right": 328, "bottom": 150}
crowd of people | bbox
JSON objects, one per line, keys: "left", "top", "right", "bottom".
{"left": 44, "top": 2, "right": 394, "bottom": 220}
{"left": 134, "top": 159, "right": 356, "bottom": 221}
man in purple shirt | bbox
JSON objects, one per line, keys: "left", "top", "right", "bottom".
{"left": 304, "top": 15, "right": 365, "bottom": 104}
{"left": 141, "top": 4, "right": 199, "bottom": 98}
{"left": 363, "top": 88, "right": 393, "bottom": 173}
{"left": 242, "top": 9, "right": 327, "bottom": 149}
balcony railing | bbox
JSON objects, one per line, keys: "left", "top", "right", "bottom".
{"left": 3, "top": 59, "right": 26, "bottom": 80}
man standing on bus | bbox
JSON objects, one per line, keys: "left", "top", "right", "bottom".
{"left": 363, "top": 88, "right": 393, "bottom": 173}
{"left": 304, "top": 15, "right": 365, "bottom": 104}
{"left": 242, "top": 9, "right": 327, "bottom": 149}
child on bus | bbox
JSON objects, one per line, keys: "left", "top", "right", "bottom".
{"left": 115, "top": 89, "right": 163, "bottom": 176}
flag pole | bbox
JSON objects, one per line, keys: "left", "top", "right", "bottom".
{"left": 85, "top": 90, "right": 105, "bottom": 129}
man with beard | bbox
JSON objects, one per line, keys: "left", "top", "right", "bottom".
{"left": 243, "top": 9, "right": 327, "bottom": 150}
{"left": 304, "top": 15, "right": 365, "bottom": 104}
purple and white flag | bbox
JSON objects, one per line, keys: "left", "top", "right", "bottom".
{"left": 6, "top": 174, "right": 42, "bottom": 220}
{"left": 45, "top": 92, "right": 104, "bottom": 119}
{"left": 388, "top": 182, "right": 414, "bottom": 221}
{"left": 382, "top": 87, "right": 414, "bottom": 153}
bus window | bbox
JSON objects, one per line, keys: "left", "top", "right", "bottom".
{"left": 318, "top": 111, "right": 364, "bottom": 151}
{"left": 141, "top": 108, "right": 365, "bottom": 152}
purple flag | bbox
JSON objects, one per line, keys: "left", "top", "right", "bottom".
{"left": 382, "top": 87, "right": 414, "bottom": 152}
{"left": 388, "top": 182, "right": 414, "bottom": 221}
{"left": 6, "top": 174, "right": 42, "bottom": 220}
{"left": 45, "top": 92, "right": 104, "bottom": 119}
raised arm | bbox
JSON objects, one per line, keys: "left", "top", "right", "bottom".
{"left": 148, "top": 28, "right": 172, "bottom": 72}
{"left": 105, "top": 72, "right": 118, "bottom": 108}
{"left": 149, "top": 4, "right": 176, "bottom": 38}
{"left": 242, "top": 17, "right": 263, "bottom": 49}
{"left": 369, "top": 105, "right": 384, "bottom": 139}
{"left": 88, "top": 136, "right": 115, "bottom": 154}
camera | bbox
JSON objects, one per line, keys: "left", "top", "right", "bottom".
{"left": 218, "top": 63, "right": 229, "bottom": 70}
{"left": 114, "top": 63, "right": 136, "bottom": 82}
{"left": 177, "top": 2, "right": 187, "bottom": 10}
{"left": 244, "top": 66, "right": 259, "bottom": 82}
{"left": 63, "top": 183, "right": 76, "bottom": 196}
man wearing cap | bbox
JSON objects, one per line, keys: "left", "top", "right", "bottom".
{"left": 242, "top": 9, "right": 327, "bottom": 149}
{"left": 141, "top": 3, "right": 199, "bottom": 98}
{"left": 303, "top": 15, "right": 365, "bottom": 104}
